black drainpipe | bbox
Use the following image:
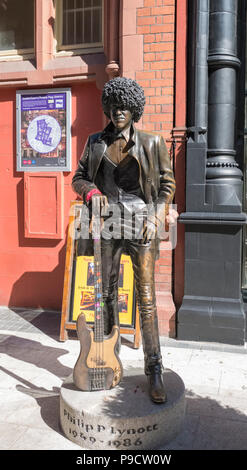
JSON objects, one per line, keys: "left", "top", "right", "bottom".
{"left": 177, "top": 0, "right": 246, "bottom": 345}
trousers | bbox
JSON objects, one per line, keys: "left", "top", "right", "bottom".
{"left": 101, "top": 237, "right": 163, "bottom": 375}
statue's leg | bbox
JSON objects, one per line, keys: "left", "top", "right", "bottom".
{"left": 101, "top": 238, "right": 123, "bottom": 337}
{"left": 127, "top": 239, "right": 166, "bottom": 403}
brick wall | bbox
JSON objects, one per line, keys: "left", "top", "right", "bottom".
{"left": 136, "top": 0, "right": 175, "bottom": 140}
{"left": 135, "top": 0, "right": 176, "bottom": 336}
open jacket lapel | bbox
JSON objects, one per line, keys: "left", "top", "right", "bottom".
{"left": 90, "top": 138, "right": 107, "bottom": 182}
{"left": 127, "top": 129, "right": 150, "bottom": 199}
{"left": 89, "top": 124, "right": 150, "bottom": 200}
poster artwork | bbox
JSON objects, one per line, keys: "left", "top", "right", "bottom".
{"left": 27, "top": 115, "right": 62, "bottom": 154}
{"left": 72, "top": 255, "right": 134, "bottom": 327}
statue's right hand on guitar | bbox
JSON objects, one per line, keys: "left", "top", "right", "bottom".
{"left": 89, "top": 193, "right": 108, "bottom": 234}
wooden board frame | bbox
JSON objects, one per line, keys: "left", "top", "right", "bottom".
{"left": 24, "top": 172, "right": 64, "bottom": 239}
{"left": 60, "top": 200, "right": 141, "bottom": 348}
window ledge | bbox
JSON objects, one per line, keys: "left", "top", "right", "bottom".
{"left": 0, "top": 53, "right": 35, "bottom": 63}
{"left": 0, "top": 53, "right": 106, "bottom": 87}
{"left": 44, "top": 52, "right": 106, "bottom": 70}
{"left": 55, "top": 46, "right": 104, "bottom": 57}
{"left": 0, "top": 59, "right": 36, "bottom": 74}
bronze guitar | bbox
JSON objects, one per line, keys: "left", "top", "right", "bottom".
{"left": 73, "top": 202, "right": 123, "bottom": 391}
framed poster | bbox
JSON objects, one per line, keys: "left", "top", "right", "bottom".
{"left": 16, "top": 88, "right": 71, "bottom": 172}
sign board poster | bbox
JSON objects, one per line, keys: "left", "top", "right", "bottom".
{"left": 16, "top": 88, "right": 71, "bottom": 171}
{"left": 71, "top": 254, "right": 135, "bottom": 327}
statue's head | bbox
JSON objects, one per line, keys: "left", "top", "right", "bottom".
{"left": 101, "top": 77, "right": 146, "bottom": 124}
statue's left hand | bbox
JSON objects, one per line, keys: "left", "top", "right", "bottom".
{"left": 165, "top": 207, "right": 179, "bottom": 225}
{"left": 142, "top": 207, "right": 179, "bottom": 243}
{"left": 142, "top": 216, "right": 157, "bottom": 243}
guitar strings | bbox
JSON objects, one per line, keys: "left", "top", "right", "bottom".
{"left": 93, "top": 214, "right": 99, "bottom": 390}
{"left": 94, "top": 235, "right": 104, "bottom": 390}
{"left": 93, "top": 204, "right": 105, "bottom": 391}
{"left": 96, "top": 253, "right": 100, "bottom": 389}
{"left": 98, "top": 218, "right": 105, "bottom": 390}
{"left": 99, "top": 242, "right": 105, "bottom": 390}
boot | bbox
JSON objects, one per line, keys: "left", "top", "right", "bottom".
{"left": 147, "top": 364, "right": 167, "bottom": 404}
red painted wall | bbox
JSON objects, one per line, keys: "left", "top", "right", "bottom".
{"left": 0, "top": 82, "right": 102, "bottom": 310}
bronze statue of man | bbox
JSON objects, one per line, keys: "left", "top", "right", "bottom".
{"left": 72, "top": 77, "right": 176, "bottom": 403}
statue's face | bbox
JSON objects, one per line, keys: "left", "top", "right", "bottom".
{"left": 110, "top": 107, "right": 132, "bottom": 131}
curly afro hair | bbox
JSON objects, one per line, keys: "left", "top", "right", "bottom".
{"left": 102, "top": 77, "right": 146, "bottom": 123}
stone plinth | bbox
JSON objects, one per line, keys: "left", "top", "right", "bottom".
{"left": 60, "top": 367, "right": 185, "bottom": 450}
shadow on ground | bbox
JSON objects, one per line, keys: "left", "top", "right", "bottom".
{"left": 0, "top": 334, "right": 71, "bottom": 378}
{"left": 0, "top": 332, "right": 73, "bottom": 438}
{"left": 9, "top": 308, "right": 137, "bottom": 349}
{"left": 10, "top": 309, "right": 63, "bottom": 340}
{"left": 0, "top": 331, "right": 247, "bottom": 449}
{"left": 1, "top": 363, "right": 247, "bottom": 449}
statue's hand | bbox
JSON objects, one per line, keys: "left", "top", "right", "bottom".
{"left": 89, "top": 194, "right": 108, "bottom": 234}
{"left": 91, "top": 193, "right": 108, "bottom": 211}
{"left": 142, "top": 215, "right": 158, "bottom": 243}
{"left": 165, "top": 207, "right": 179, "bottom": 225}
{"left": 142, "top": 207, "right": 179, "bottom": 242}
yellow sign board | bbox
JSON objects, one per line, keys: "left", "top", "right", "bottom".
{"left": 72, "top": 254, "right": 134, "bottom": 326}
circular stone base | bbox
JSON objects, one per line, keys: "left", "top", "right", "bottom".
{"left": 60, "top": 367, "right": 186, "bottom": 450}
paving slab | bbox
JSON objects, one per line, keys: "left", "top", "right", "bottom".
{"left": 192, "top": 415, "right": 247, "bottom": 450}
{"left": 9, "top": 426, "right": 82, "bottom": 451}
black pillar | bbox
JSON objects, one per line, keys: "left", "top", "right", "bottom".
{"left": 177, "top": 0, "right": 246, "bottom": 345}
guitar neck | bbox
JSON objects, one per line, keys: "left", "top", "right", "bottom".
{"left": 93, "top": 236, "right": 104, "bottom": 343}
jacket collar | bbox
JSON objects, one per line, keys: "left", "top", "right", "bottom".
{"left": 91, "top": 122, "right": 139, "bottom": 182}
{"left": 99, "top": 121, "right": 136, "bottom": 149}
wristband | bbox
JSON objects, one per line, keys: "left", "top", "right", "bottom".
{"left": 86, "top": 188, "right": 102, "bottom": 203}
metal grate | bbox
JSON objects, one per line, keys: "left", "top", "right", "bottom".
{"left": 62, "top": 0, "right": 103, "bottom": 47}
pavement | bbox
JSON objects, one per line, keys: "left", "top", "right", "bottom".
{"left": 0, "top": 306, "right": 247, "bottom": 451}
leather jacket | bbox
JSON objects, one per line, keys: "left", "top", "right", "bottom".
{"left": 72, "top": 122, "right": 176, "bottom": 215}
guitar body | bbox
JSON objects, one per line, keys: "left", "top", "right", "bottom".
{"left": 73, "top": 313, "right": 123, "bottom": 391}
